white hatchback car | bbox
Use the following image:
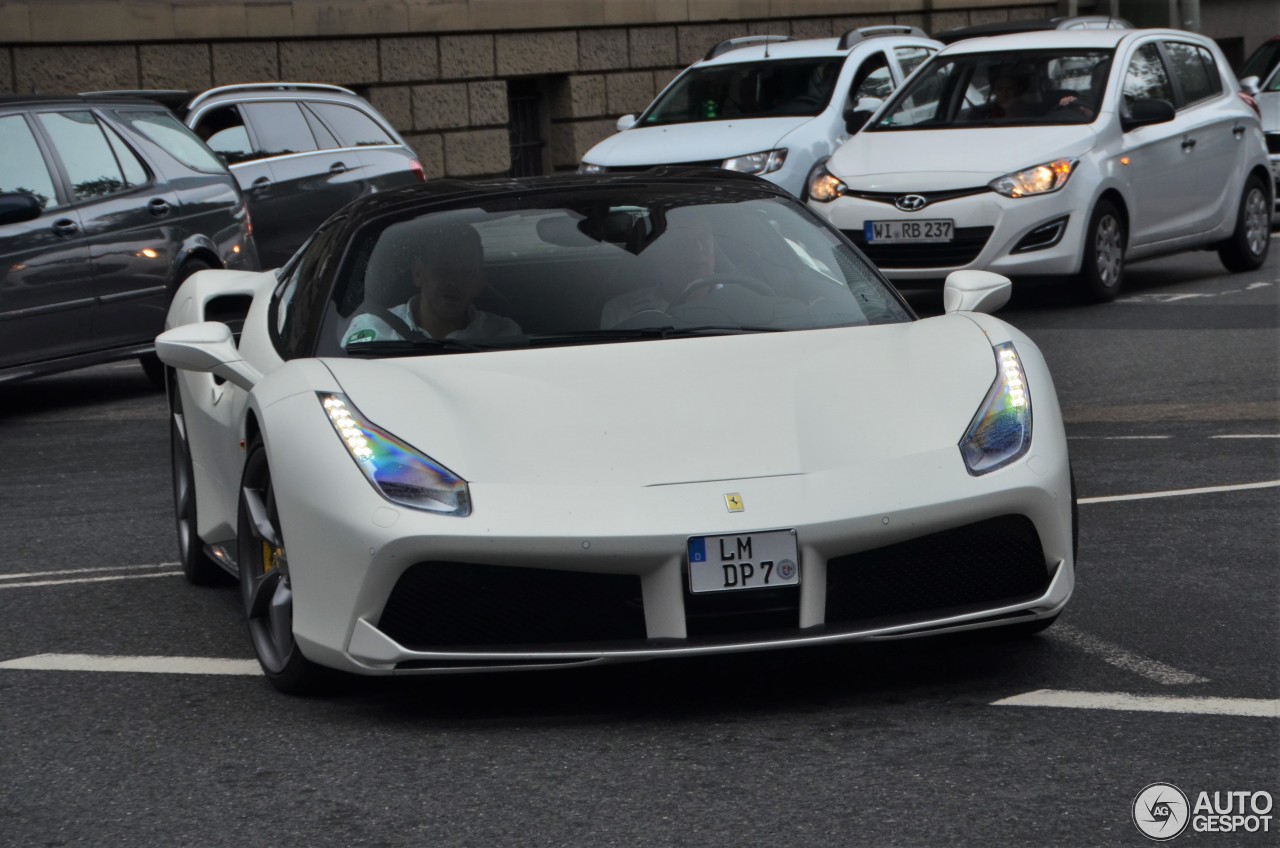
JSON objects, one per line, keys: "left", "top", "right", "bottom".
{"left": 806, "top": 29, "right": 1273, "bottom": 301}
{"left": 578, "top": 26, "right": 941, "bottom": 198}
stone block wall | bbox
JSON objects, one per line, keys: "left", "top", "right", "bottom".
{"left": 0, "top": 1, "right": 1062, "bottom": 179}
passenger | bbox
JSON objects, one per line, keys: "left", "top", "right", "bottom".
{"left": 344, "top": 221, "right": 521, "bottom": 345}
{"left": 599, "top": 220, "right": 718, "bottom": 328}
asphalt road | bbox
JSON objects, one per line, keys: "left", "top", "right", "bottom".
{"left": 1, "top": 244, "right": 1277, "bottom": 847}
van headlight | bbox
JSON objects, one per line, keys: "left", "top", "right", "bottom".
{"left": 989, "top": 159, "right": 1076, "bottom": 198}
{"left": 722, "top": 149, "right": 787, "bottom": 175}
{"left": 959, "top": 343, "right": 1032, "bottom": 475}
{"left": 319, "top": 393, "right": 471, "bottom": 515}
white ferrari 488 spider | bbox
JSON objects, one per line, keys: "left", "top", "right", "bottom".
{"left": 157, "top": 169, "right": 1076, "bottom": 693}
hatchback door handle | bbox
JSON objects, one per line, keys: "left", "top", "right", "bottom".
{"left": 51, "top": 218, "right": 79, "bottom": 237}
{"left": 148, "top": 198, "right": 171, "bottom": 217}
{"left": 1232, "top": 125, "right": 1246, "bottom": 138}
{"left": 328, "top": 162, "right": 347, "bottom": 175}
{"left": 1181, "top": 137, "right": 1197, "bottom": 151}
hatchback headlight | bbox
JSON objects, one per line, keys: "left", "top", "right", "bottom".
{"left": 319, "top": 393, "right": 471, "bottom": 516}
{"left": 807, "top": 163, "right": 847, "bottom": 203}
{"left": 722, "top": 149, "right": 787, "bottom": 175}
{"left": 989, "top": 159, "right": 1076, "bottom": 198}
{"left": 959, "top": 343, "right": 1032, "bottom": 475}
{"left": 578, "top": 162, "right": 606, "bottom": 174}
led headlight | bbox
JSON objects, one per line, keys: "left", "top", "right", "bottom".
{"left": 319, "top": 393, "right": 471, "bottom": 516}
{"left": 989, "top": 159, "right": 1076, "bottom": 198}
{"left": 807, "top": 164, "right": 847, "bottom": 203}
{"left": 959, "top": 342, "right": 1032, "bottom": 475}
{"left": 722, "top": 149, "right": 787, "bottom": 175}
{"left": 578, "top": 162, "right": 606, "bottom": 174}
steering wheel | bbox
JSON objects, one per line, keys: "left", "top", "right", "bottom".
{"left": 670, "top": 273, "right": 774, "bottom": 306}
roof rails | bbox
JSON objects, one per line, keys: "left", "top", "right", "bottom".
{"left": 703, "top": 35, "right": 794, "bottom": 61}
{"left": 187, "top": 82, "right": 357, "bottom": 111}
{"left": 837, "top": 25, "right": 929, "bottom": 51}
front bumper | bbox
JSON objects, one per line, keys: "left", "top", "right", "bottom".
{"left": 262, "top": 391, "right": 1075, "bottom": 676}
{"left": 812, "top": 180, "right": 1092, "bottom": 281}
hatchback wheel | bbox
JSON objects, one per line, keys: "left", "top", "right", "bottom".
{"left": 1076, "top": 199, "right": 1125, "bottom": 302}
{"left": 238, "top": 435, "right": 328, "bottom": 694}
{"left": 1218, "top": 174, "right": 1271, "bottom": 273}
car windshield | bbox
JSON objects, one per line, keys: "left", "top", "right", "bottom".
{"left": 639, "top": 58, "right": 845, "bottom": 125}
{"left": 315, "top": 186, "right": 911, "bottom": 357}
{"left": 869, "top": 49, "right": 1113, "bottom": 129}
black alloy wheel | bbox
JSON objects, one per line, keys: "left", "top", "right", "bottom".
{"left": 237, "top": 435, "right": 326, "bottom": 694}
{"left": 1076, "top": 199, "right": 1125, "bottom": 303}
{"left": 170, "top": 371, "right": 226, "bottom": 585}
{"left": 1217, "top": 174, "right": 1271, "bottom": 273}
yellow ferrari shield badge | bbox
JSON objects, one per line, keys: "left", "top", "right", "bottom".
{"left": 724, "top": 493, "right": 744, "bottom": 513}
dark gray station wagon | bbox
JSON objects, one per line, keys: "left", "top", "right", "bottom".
{"left": 0, "top": 95, "right": 255, "bottom": 385}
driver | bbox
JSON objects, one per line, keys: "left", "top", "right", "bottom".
{"left": 344, "top": 221, "right": 521, "bottom": 346}
{"left": 599, "top": 220, "right": 717, "bottom": 328}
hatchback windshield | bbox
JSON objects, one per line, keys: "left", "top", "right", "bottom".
{"left": 870, "top": 49, "right": 1113, "bottom": 129}
{"left": 316, "top": 187, "right": 910, "bottom": 357}
{"left": 640, "top": 58, "right": 844, "bottom": 125}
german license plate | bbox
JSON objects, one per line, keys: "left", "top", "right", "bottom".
{"left": 687, "top": 529, "right": 799, "bottom": 594}
{"left": 865, "top": 219, "right": 954, "bottom": 243}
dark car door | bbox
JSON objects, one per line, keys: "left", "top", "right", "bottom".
{"left": 34, "top": 109, "right": 176, "bottom": 350}
{"left": 0, "top": 112, "right": 93, "bottom": 370}
{"left": 239, "top": 100, "right": 366, "bottom": 268}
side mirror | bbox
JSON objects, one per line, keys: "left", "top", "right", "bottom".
{"left": 616, "top": 114, "right": 637, "bottom": 132}
{"left": 1239, "top": 75, "right": 1261, "bottom": 97}
{"left": 0, "top": 192, "right": 43, "bottom": 226}
{"left": 155, "top": 321, "right": 262, "bottom": 391}
{"left": 943, "top": 270, "right": 1011, "bottom": 314}
{"left": 1120, "top": 98, "right": 1175, "bottom": 132}
{"left": 843, "top": 96, "right": 882, "bottom": 134}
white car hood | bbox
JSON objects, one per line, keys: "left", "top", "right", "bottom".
{"left": 830, "top": 125, "right": 1098, "bottom": 190}
{"left": 586, "top": 118, "right": 812, "bottom": 167}
{"left": 321, "top": 317, "right": 998, "bottom": 488}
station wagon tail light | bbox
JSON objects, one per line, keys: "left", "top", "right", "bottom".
{"left": 1237, "top": 91, "right": 1261, "bottom": 118}
{"left": 959, "top": 342, "right": 1032, "bottom": 475}
{"left": 989, "top": 159, "right": 1076, "bottom": 198}
{"left": 409, "top": 159, "right": 426, "bottom": 183}
{"left": 808, "top": 163, "right": 847, "bottom": 203}
{"left": 722, "top": 149, "right": 787, "bottom": 175}
{"left": 318, "top": 393, "right": 471, "bottom": 516}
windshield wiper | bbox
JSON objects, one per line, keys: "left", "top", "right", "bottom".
{"left": 345, "top": 338, "right": 504, "bottom": 356}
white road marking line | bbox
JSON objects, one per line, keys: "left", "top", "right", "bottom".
{"left": 1048, "top": 625, "right": 1209, "bottom": 686}
{"left": 0, "top": 562, "right": 179, "bottom": 581}
{"left": 993, "top": 689, "right": 1279, "bottom": 718}
{"left": 1078, "top": 479, "right": 1280, "bottom": 505}
{"left": 0, "top": 653, "right": 260, "bottom": 676}
{"left": 1209, "top": 434, "right": 1280, "bottom": 439}
{"left": 1067, "top": 435, "right": 1172, "bottom": 440}
{"left": 0, "top": 571, "right": 182, "bottom": 590}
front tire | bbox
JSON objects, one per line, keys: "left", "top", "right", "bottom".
{"left": 170, "top": 372, "right": 226, "bottom": 586}
{"left": 1076, "top": 199, "right": 1125, "bottom": 302}
{"left": 1217, "top": 174, "right": 1271, "bottom": 273}
{"left": 237, "top": 435, "right": 328, "bottom": 694}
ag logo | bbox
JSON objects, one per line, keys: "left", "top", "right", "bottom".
{"left": 1133, "top": 783, "right": 1190, "bottom": 841}
{"left": 894, "top": 194, "right": 928, "bottom": 212}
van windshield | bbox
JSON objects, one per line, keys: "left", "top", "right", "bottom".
{"left": 869, "top": 49, "right": 1113, "bottom": 129}
{"left": 640, "top": 58, "right": 844, "bottom": 125}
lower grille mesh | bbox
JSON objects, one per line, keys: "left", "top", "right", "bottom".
{"left": 378, "top": 562, "right": 646, "bottom": 648}
{"left": 825, "top": 515, "right": 1049, "bottom": 626}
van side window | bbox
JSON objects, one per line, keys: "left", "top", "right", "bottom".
{"left": 0, "top": 114, "right": 59, "bottom": 210}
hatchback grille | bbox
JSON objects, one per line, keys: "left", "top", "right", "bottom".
{"left": 825, "top": 515, "right": 1050, "bottom": 626}
{"left": 603, "top": 159, "right": 721, "bottom": 173}
{"left": 378, "top": 562, "right": 646, "bottom": 648}
{"left": 843, "top": 226, "right": 994, "bottom": 268}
